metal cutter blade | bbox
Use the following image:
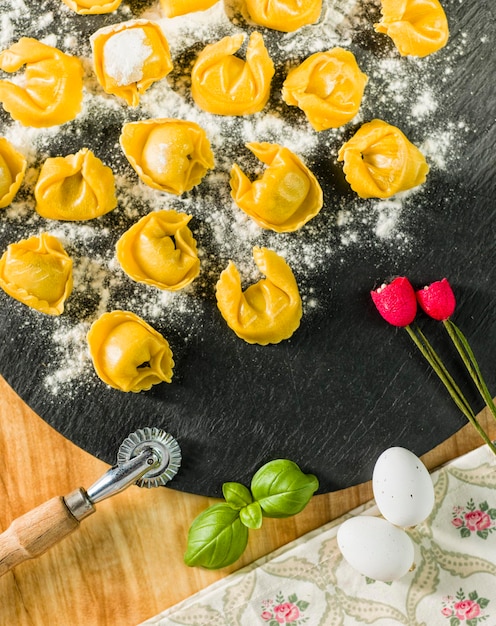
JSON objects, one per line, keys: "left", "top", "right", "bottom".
{"left": 117, "top": 427, "right": 182, "bottom": 488}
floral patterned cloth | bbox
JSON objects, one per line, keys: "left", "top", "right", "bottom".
{"left": 140, "top": 444, "right": 496, "bottom": 625}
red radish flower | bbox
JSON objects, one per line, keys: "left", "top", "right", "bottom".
{"left": 371, "top": 275, "right": 496, "bottom": 456}
{"left": 371, "top": 276, "right": 417, "bottom": 327}
{"left": 416, "top": 278, "right": 456, "bottom": 321}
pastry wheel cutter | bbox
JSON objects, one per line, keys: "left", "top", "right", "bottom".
{"left": 0, "top": 426, "right": 181, "bottom": 577}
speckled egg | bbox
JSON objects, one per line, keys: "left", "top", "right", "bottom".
{"left": 372, "top": 446, "right": 435, "bottom": 527}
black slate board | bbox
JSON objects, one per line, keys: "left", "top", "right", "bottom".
{"left": 0, "top": 0, "right": 495, "bottom": 496}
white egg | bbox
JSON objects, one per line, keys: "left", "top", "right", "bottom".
{"left": 337, "top": 516, "right": 415, "bottom": 582}
{"left": 372, "top": 446, "right": 435, "bottom": 527}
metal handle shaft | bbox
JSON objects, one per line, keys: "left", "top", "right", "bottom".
{"left": 86, "top": 446, "right": 160, "bottom": 504}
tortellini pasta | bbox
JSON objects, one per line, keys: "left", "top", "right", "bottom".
{"left": 87, "top": 310, "right": 174, "bottom": 392}
{"left": 91, "top": 20, "right": 173, "bottom": 107}
{"left": 116, "top": 210, "right": 200, "bottom": 291}
{"left": 337, "top": 119, "right": 429, "bottom": 199}
{"left": 0, "top": 38, "right": 84, "bottom": 127}
{"left": 216, "top": 247, "right": 302, "bottom": 345}
{"left": 0, "top": 138, "right": 26, "bottom": 209}
{"left": 230, "top": 142, "right": 323, "bottom": 232}
{"left": 375, "top": 0, "right": 449, "bottom": 57}
{"left": 159, "top": 0, "right": 218, "bottom": 17}
{"left": 120, "top": 118, "right": 215, "bottom": 195}
{"left": 191, "top": 32, "right": 274, "bottom": 116}
{"left": 244, "top": 0, "right": 322, "bottom": 33}
{"left": 35, "top": 148, "right": 117, "bottom": 221}
{"left": 61, "top": 0, "right": 122, "bottom": 14}
{"left": 0, "top": 233, "right": 73, "bottom": 315}
{"left": 282, "top": 48, "right": 368, "bottom": 131}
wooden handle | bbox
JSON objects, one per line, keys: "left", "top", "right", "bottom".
{"left": 0, "top": 496, "right": 80, "bottom": 576}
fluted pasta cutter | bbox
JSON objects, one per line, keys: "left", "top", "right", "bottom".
{"left": 0, "top": 427, "right": 181, "bottom": 577}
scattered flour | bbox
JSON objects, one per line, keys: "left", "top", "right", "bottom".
{"left": 102, "top": 28, "right": 153, "bottom": 86}
{"left": 373, "top": 199, "right": 406, "bottom": 240}
{"left": 412, "top": 90, "right": 437, "bottom": 119}
{"left": 420, "top": 123, "right": 460, "bottom": 170}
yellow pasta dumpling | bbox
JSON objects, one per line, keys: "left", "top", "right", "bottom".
{"left": 375, "top": 0, "right": 449, "bottom": 57}
{"left": 282, "top": 48, "right": 367, "bottom": 131}
{"left": 0, "top": 137, "right": 26, "bottom": 209}
{"left": 191, "top": 32, "right": 274, "bottom": 116}
{"left": 35, "top": 148, "right": 117, "bottom": 221}
{"left": 244, "top": 0, "right": 322, "bottom": 32}
{"left": 0, "top": 233, "right": 73, "bottom": 315}
{"left": 120, "top": 118, "right": 215, "bottom": 195}
{"left": 116, "top": 210, "right": 200, "bottom": 290}
{"left": 160, "top": 0, "right": 218, "bottom": 17}
{"left": 216, "top": 247, "right": 302, "bottom": 345}
{"left": 337, "top": 119, "right": 429, "bottom": 199}
{"left": 91, "top": 20, "right": 173, "bottom": 107}
{"left": 61, "top": 0, "right": 122, "bottom": 14}
{"left": 0, "top": 38, "right": 84, "bottom": 127}
{"left": 87, "top": 310, "right": 174, "bottom": 392}
{"left": 230, "top": 142, "right": 323, "bottom": 232}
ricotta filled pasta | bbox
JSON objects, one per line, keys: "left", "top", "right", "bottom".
{"left": 244, "top": 0, "right": 322, "bottom": 32}
{"left": 35, "top": 148, "right": 117, "bottom": 221}
{"left": 0, "top": 233, "right": 73, "bottom": 315}
{"left": 191, "top": 32, "right": 274, "bottom": 116}
{"left": 91, "top": 20, "right": 173, "bottom": 106}
{"left": 216, "top": 247, "right": 302, "bottom": 345}
{"left": 0, "top": 137, "right": 26, "bottom": 209}
{"left": 337, "top": 119, "right": 429, "bottom": 198}
{"left": 159, "top": 0, "right": 218, "bottom": 17}
{"left": 375, "top": 0, "right": 449, "bottom": 57}
{"left": 120, "top": 118, "right": 215, "bottom": 195}
{"left": 61, "top": 0, "right": 122, "bottom": 14}
{"left": 282, "top": 48, "right": 368, "bottom": 131}
{"left": 0, "top": 38, "right": 84, "bottom": 127}
{"left": 87, "top": 310, "right": 174, "bottom": 392}
{"left": 230, "top": 142, "right": 323, "bottom": 232}
{"left": 116, "top": 210, "right": 200, "bottom": 291}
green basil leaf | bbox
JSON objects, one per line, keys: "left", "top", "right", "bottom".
{"left": 184, "top": 503, "right": 249, "bottom": 569}
{"left": 222, "top": 482, "right": 253, "bottom": 509}
{"left": 251, "top": 459, "right": 319, "bottom": 518}
{"left": 239, "top": 501, "right": 263, "bottom": 529}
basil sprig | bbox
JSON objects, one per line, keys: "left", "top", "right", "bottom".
{"left": 184, "top": 459, "right": 318, "bottom": 569}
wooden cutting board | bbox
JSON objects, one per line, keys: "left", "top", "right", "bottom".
{"left": 2, "top": 374, "right": 496, "bottom": 626}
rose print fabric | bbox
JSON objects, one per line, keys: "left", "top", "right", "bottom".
{"left": 260, "top": 593, "right": 309, "bottom": 624}
{"left": 451, "top": 499, "right": 496, "bottom": 539}
{"left": 141, "top": 445, "right": 496, "bottom": 626}
{"left": 441, "top": 589, "right": 490, "bottom": 623}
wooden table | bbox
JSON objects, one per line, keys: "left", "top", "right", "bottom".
{"left": 1, "top": 375, "right": 496, "bottom": 625}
